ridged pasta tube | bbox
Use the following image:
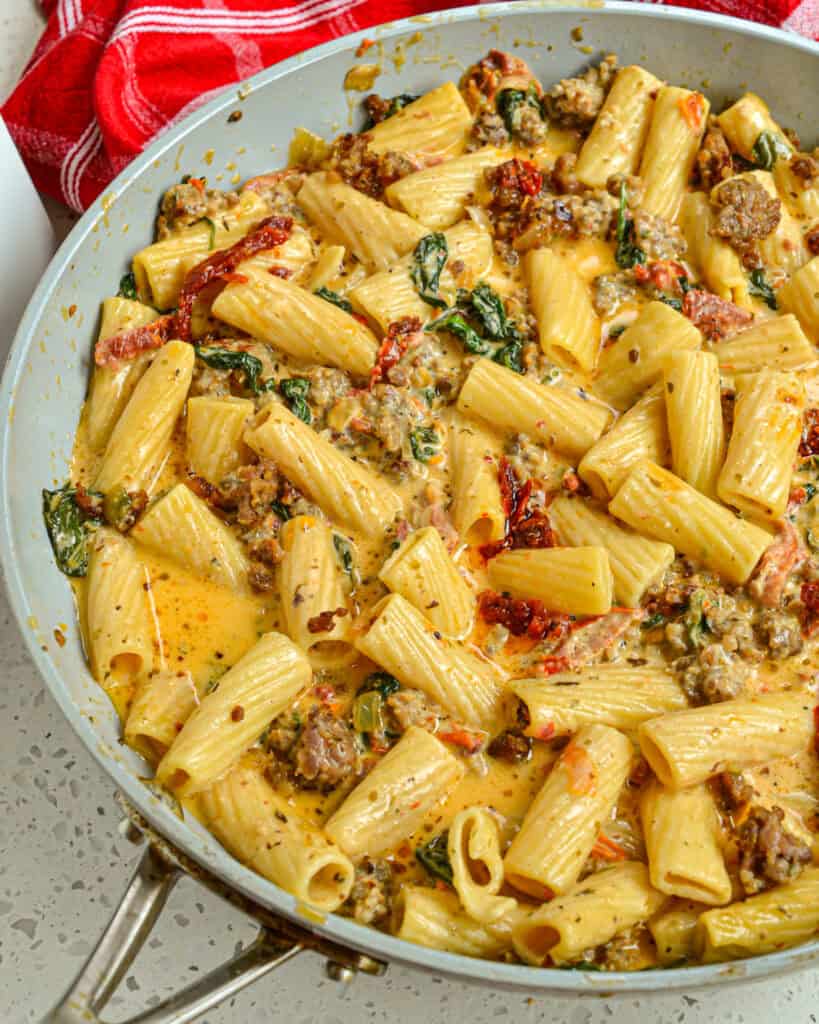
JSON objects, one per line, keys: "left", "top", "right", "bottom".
{"left": 488, "top": 546, "right": 613, "bottom": 617}
{"left": 575, "top": 65, "right": 661, "bottom": 188}
{"left": 448, "top": 807, "right": 518, "bottom": 925}
{"left": 714, "top": 314, "right": 817, "bottom": 373}
{"left": 696, "top": 867, "right": 819, "bottom": 961}
{"left": 354, "top": 593, "right": 505, "bottom": 729}
{"left": 85, "top": 528, "right": 153, "bottom": 691}
{"left": 211, "top": 267, "right": 377, "bottom": 376}
{"left": 448, "top": 415, "right": 505, "bottom": 546}
{"left": 457, "top": 358, "right": 612, "bottom": 460}
{"left": 385, "top": 147, "right": 508, "bottom": 230}
{"left": 681, "top": 192, "right": 749, "bottom": 306}
{"left": 297, "top": 172, "right": 426, "bottom": 272}
{"left": 609, "top": 460, "right": 772, "bottom": 585}
{"left": 124, "top": 670, "right": 199, "bottom": 761}
{"left": 132, "top": 484, "right": 250, "bottom": 593}
{"left": 512, "top": 667, "right": 687, "bottom": 739}
{"left": 638, "top": 689, "right": 815, "bottom": 788}
{"left": 366, "top": 83, "right": 472, "bottom": 159}
{"left": 199, "top": 753, "right": 354, "bottom": 912}
{"left": 780, "top": 256, "right": 819, "bottom": 341}
{"left": 550, "top": 495, "right": 674, "bottom": 607}
{"left": 86, "top": 297, "right": 157, "bottom": 451}
{"left": 526, "top": 248, "right": 601, "bottom": 372}
{"left": 95, "top": 339, "right": 194, "bottom": 494}
{"left": 641, "top": 782, "right": 732, "bottom": 905}
{"left": 186, "top": 396, "right": 253, "bottom": 485}
{"left": 503, "top": 723, "right": 633, "bottom": 898}
{"left": 578, "top": 384, "right": 670, "bottom": 500}
{"left": 594, "top": 301, "right": 702, "bottom": 410}
{"left": 717, "top": 371, "right": 804, "bottom": 523}
{"left": 278, "top": 515, "right": 353, "bottom": 668}
{"left": 156, "top": 631, "right": 311, "bottom": 797}
{"left": 639, "top": 87, "right": 709, "bottom": 222}
{"left": 396, "top": 886, "right": 514, "bottom": 958}
{"left": 324, "top": 726, "right": 464, "bottom": 860}
{"left": 244, "top": 402, "right": 403, "bottom": 538}
{"left": 649, "top": 901, "right": 706, "bottom": 965}
{"left": 717, "top": 93, "right": 790, "bottom": 162}
{"left": 378, "top": 526, "right": 475, "bottom": 639}
{"left": 663, "top": 350, "right": 726, "bottom": 499}
{"left": 513, "top": 862, "right": 666, "bottom": 965}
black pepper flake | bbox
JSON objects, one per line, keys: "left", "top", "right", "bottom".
{"left": 228, "top": 110, "right": 243, "bottom": 123}
{"left": 628, "top": 349, "right": 639, "bottom": 363}
{"left": 666, "top": 381, "right": 674, "bottom": 393}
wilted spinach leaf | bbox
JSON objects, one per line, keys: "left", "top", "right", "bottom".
{"left": 411, "top": 233, "right": 449, "bottom": 309}
{"left": 496, "top": 84, "right": 543, "bottom": 136}
{"left": 751, "top": 130, "right": 790, "bottom": 171}
{"left": 279, "top": 377, "right": 312, "bottom": 423}
{"left": 615, "top": 181, "right": 646, "bottom": 270}
{"left": 117, "top": 272, "right": 137, "bottom": 300}
{"left": 42, "top": 485, "right": 94, "bottom": 577}
{"left": 748, "top": 268, "right": 778, "bottom": 310}
{"left": 426, "top": 310, "right": 491, "bottom": 354}
{"left": 314, "top": 286, "right": 353, "bottom": 313}
{"left": 416, "top": 832, "right": 453, "bottom": 885}
{"left": 357, "top": 672, "right": 401, "bottom": 698}
{"left": 194, "top": 346, "right": 263, "bottom": 393}
{"left": 409, "top": 425, "right": 440, "bottom": 462}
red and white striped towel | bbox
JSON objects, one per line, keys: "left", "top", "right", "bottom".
{"left": 3, "top": 0, "right": 817, "bottom": 212}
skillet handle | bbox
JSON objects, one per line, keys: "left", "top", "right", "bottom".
{"left": 42, "top": 843, "right": 305, "bottom": 1024}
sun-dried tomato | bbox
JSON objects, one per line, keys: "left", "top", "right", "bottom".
{"left": 801, "top": 580, "right": 819, "bottom": 635}
{"left": 94, "top": 314, "right": 175, "bottom": 367}
{"left": 493, "top": 158, "right": 543, "bottom": 199}
{"left": 369, "top": 316, "right": 421, "bottom": 388}
{"left": 481, "top": 459, "right": 555, "bottom": 558}
{"left": 175, "top": 215, "right": 292, "bottom": 339}
{"left": 682, "top": 289, "right": 753, "bottom": 341}
{"left": 799, "top": 409, "right": 819, "bottom": 457}
{"left": 478, "top": 590, "right": 570, "bottom": 642}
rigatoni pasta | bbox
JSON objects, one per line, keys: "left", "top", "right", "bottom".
{"left": 46, "top": 47, "right": 819, "bottom": 972}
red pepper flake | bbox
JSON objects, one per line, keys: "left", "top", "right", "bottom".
{"left": 495, "top": 157, "right": 542, "bottom": 196}
{"left": 220, "top": 272, "right": 249, "bottom": 284}
{"left": 478, "top": 590, "right": 570, "bottom": 642}
{"left": 313, "top": 683, "right": 335, "bottom": 703}
{"left": 53, "top": 628, "right": 66, "bottom": 647}
{"left": 538, "top": 655, "right": 571, "bottom": 675}
{"left": 535, "top": 722, "right": 555, "bottom": 742}
{"left": 369, "top": 316, "right": 421, "bottom": 388}
{"left": 230, "top": 705, "right": 245, "bottom": 722}
{"left": 634, "top": 259, "right": 688, "bottom": 293}
{"left": 438, "top": 726, "right": 485, "bottom": 753}
{"left": 799, "top": 409, "right": 819, "bottom": 457}
{"left": 561, "top": 469, "right": 590, "bottom": 496}
{"left": 356, "top": 38, "right": 376, "bottom": 57}
{"left": 189, "top": 177, "right": 207, "bottom": 194}
{"left": 268, "top": 265, "right": 293, "bottom": 279}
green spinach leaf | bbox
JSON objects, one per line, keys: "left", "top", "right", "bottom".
{"left": 409, "top": 425, "right": 440, "bottom": 462}
{"left": 117, "top": 272, "right": 137, "bottom": 300}
{"left": 194, "top": 346, "right": 263, "bottom": 393}
{"left": 493, "top": 340, "right": 523, "bottom": 373}
{"left": 411, "top": 233, "right": 449, "bottom": 309}
{"left": 416, "top": 832, "right": 453, "bottom": 885}
{"left": 279, "top": 377, "right": 312, "bottom": 423}
{"left": 358, "top": 672, "right": 401, "bottom": 698}
{"left": 469, "top": 282, "right": 514, "bottom": 340}
{"left": 496, "top": 84, "right": 543, "bottom": 136}
{"left": 748, "top": 268, "right": 778, "bottom": 310}
{"left": 314, "top": 286, "right": 353, "bottom": 313}
{"left": 42, "top": 485, "right": 94, "bottom": 577}
{"left": 426, "top": 310, "right": 491, "bottom": 354}
{"left": 615, "top": 180, "right": 646, "bottom": 270}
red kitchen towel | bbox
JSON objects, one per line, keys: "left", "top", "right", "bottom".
{"left": 2, "top": 0, "right": 816, "bottom": 212}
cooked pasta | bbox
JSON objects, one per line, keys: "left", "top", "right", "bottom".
{"left": 46, "top": 49, "right": 819, "bottom": 964}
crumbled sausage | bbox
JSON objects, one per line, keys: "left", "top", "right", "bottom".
{"left": 749, "top": 521, "right": 806, "bottom": 608}
{"left": 789, "top": 152, "right": 819, "bottom": 184}
{"left": 468, "top": 109, "right": 510, "bottom": 150}
{"left": 156, "top": 181, "right": 240, "bottom": 239}
{"left": 346, "top": 859, "right": 393, "bottom": 925}
{"left": 542, "top": 55, "right": 617, "bottom": 130}
{"left": 696, "top": 120, "right": 734, "bottom": 191}
{"left": 290, "top": 707, "right": 359, "bottom": 791}
{"left": 737, "top": 805, "right": 812, "bottom": 894}
{"left": 755, "top": 609, "right": 804, "bottom": 658}
{"left": 385, "top": 689, "right": 486, "bottom": 753}
{"left": 549, "top": 153, "right": 584, "bottom": 195}
{"left": 675, "top": 644, "right": 749, "bottom": 704}
{"left": 327, "top": 133, "right": 415, "bottom": 198}
{"left": 710, "top": 176, "right": 781, "bottom": 266}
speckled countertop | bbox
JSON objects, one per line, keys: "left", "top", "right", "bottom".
{"left": 2, "top": 3, "right": 819, "bottom": 1022}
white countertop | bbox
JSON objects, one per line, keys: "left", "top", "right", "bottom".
{"left": 2, "top": 3, "right": 819, "bottom": 1021}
